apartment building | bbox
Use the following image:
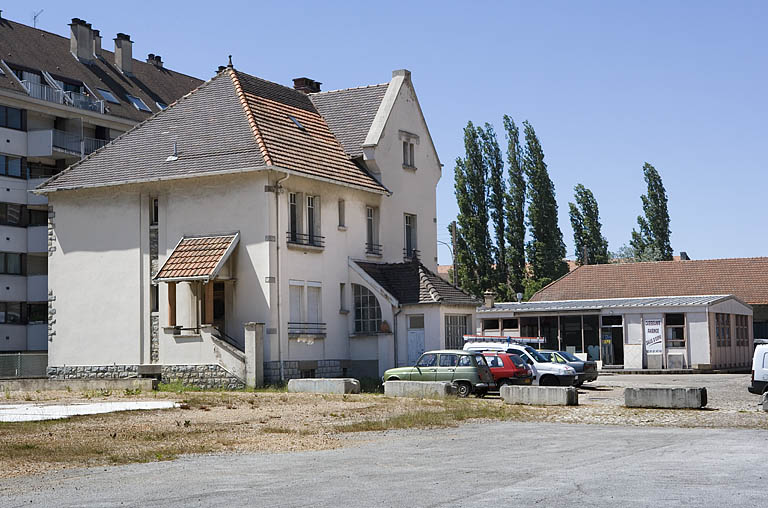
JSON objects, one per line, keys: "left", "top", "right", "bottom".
{"left": 0, "top": 13, "right": 201, "bottom": 356}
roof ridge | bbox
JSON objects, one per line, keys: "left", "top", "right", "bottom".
{"left": 229, "top": 69, "right": 273, "bottom": 166}
{"left": 418, "top": 265, "right": 441, "bottom": 303}
{"left": 37, "top": 71, "right": 227, "bottom": 192}
{"left": 310, "top": 83, "right": 389, "bottom": 95}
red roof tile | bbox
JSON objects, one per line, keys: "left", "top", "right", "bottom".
{"left": 155, "top": 234, "right": 238, "bottom": 281}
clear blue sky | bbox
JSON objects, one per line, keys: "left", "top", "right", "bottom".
{"left": 9, "top": 1, "right": 767, "bottom": 265}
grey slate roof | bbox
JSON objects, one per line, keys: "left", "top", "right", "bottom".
{"left": 37, "top": 71, "right": 264, "bottom": 191}
{"left": 478, "top": 295, "right": 738, "bottom": 314}
{"left": 309, "top": 84, "right": 389, "bottom": 158}
{"left": 355, "top": 261, "right": 479, "bottom": 306}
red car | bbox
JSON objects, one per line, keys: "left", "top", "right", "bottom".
{"left": 483, "top": 352, "right": 534, "bottom": 388}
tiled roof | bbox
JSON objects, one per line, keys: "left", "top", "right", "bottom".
{"left": 38, "top": 69, "right": 389, "bottom": 194}
{"left": 531, "top": 257, "right": 768, "bottom": 305}
{"left": 0, "top": 18, "right": 202, "bottom": 122}
{"left": 479, "top": 295, "right": 735, "bottom": 314}
{"left": 155, "top": 233, "right": 239, "bottom": 281}
{"left": 309, "top": 84, "right": 389, "bottom": 158}
{"left": 355, "top": 261, "right": 478, "bottom": 306}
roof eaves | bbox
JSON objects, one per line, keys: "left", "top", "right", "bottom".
{"left": 229, "top": 68, "right": 273, "bottom": 166}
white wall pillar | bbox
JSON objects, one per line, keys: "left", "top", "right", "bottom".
{"left": 245, "top": 322, "right": 264, "bottom": 388}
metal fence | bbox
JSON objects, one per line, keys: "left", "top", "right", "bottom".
{"left": 0, "top": 353, "right": 48, "bottom": 379}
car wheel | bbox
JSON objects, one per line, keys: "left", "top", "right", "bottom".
{"left": 540, "top": 376, "right": 559, "bottom": 386}
{"left": 456, "top": 382, "right": 471, "bottom": 398}
{"left": 386, "top": 377, "right": 399, "bottom": 382}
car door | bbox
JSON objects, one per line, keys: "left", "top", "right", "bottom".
{"left": 412, "top": 353, "right": 438, "bottom": 381}
{"left": 436, "top": 353, "right": 458, "bottom": 382}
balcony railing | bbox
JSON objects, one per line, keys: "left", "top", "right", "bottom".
{"left": 52, "top": 129, "right": 82, "bottom": 154}
{"left": 366, "top": 242, "right": 382, "bottom": 256}
{"left": 403, "top": 248, "right": 420, "bottom": 261}
{"left": 288, "top": 322, "right": 327, "bottom": 337}
{"left": 21, "top": 80, "right": 105, "bottom": 114}
{"left": 83, "top": 136, "right": 109, "bottom": 155}
{"left": 286, "top": 231, "right": 325, "bottom": 248}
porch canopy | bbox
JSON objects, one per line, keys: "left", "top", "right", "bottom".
{"left": 155, "top": 232, "right": 239, "bottom": 283}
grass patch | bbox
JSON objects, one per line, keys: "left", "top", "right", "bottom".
{"left": 156, "top": 381, "right": 287, "bottom": 394}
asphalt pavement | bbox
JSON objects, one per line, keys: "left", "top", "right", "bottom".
{"left": 1, "top": 420, "right": 765, "bottom": 507}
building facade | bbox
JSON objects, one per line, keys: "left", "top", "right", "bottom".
{"left": 39, "top": 67, "right": 476, "bottom": 385}
{"left": 0, "top": 14, "right": 201, "bottom": 357}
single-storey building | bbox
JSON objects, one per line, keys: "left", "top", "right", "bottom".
{"left": 476, "top": 295, "right": 753, "bottom": 370}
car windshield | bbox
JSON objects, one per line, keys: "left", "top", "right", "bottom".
{"left": 558, "top": 351, "right": 580, "bottom": 362}
{"left": 538, "top": 352, "right": 554, "bottom": 362}
{"left": 524, "top": 346, "right": 549, "bottom": 363}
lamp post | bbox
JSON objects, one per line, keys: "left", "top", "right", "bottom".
{"left": 437, "top": 240, "right": 456, "bottom": 286}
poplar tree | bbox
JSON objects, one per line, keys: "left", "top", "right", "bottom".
{"left": 630, "top": 162, "right": 673, "bottom": 261}
{"left": 453, "top": 122, "right": 492, "bottom": 296}
{"left": 478, "top": 123, "right": 507, "bottom": 297}
{"left": 569, "top": 184, "right": 610, "bottom": 265}
{"left": 502, "top": 115, "right": 526, "bottom": 295}
{"left": 523, "top": 121, "right": 567, "bottom": 281}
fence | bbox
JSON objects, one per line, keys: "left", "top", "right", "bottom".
{"left": 0, "top": 353, "right": 48, "bottom": 378}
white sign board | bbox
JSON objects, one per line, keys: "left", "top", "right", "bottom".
{"left": 644, "top": 319, "right": 663, "bottom": 354}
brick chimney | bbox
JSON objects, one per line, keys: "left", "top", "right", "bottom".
{"left": 292, "top": 77, "right": 321, "bottom": 94}
{"left": 69, "top": 18, "right": 94, "bottom": 64}
{"left": 92, "top": 29, "right": 102, "bottom": 58}
{"left": 114, "top": 33, "right": 133, "bottom": 75}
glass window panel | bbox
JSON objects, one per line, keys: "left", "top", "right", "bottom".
{"left": 6, "top": 302, "right": 21, "bottom": 323}
{"left": 6, "top": 204, "right": 22, "bottom": 225}
{"left": 97, "top": 89, "right": 120, "bottom": 103}
{"left": 7, "top": 157, "right": 21, "bottom": 177}
{"left": 6, "top": 107, "right": 21, "bottom": 129}
{"left": 6, "top": 253, "right": 21, "bottom": 274}
{"left": 28, "top": 303, "right": 46, "bottom": 324}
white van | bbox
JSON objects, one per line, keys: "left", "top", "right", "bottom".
{"left": 464, "top": 341, "right": 576, "bottom": 386}
{"left": 748, "top": 342, "right": 768, "bottom": 394}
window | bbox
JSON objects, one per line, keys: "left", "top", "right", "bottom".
{"left": 150, "top": 198, "right": 159, "bottom": 226}
{"left": 502, "top": 318, "right": 519, "bottom": 330}
{"left": 353, "top": 283, "right": 382, "bottom": 333}
{"left": 0, "top": 302, "right": 23, "bottom": 324}
{"left": 0, "top": 203, "right": 24, "bottom": 226}
{"left": 0, "top": 253, "right": 23, "bottom": 275}
{"left": 408, "top": 315, "right": 424, "bottom": 329}
{"left": 445, "top": 315, "right": 469, "bottom": 349}
{"left": 366, "top": 206, "right": 380, "bottom": 255}
{"left": 339, "top": 283, "right": 347, "bottom": 312}
{"left": 735, "top": 315, "right": 749, "bottom": 347}
{"left": 289, "top": 193, "right": 299, "bottom": 241}
{"left": 485, "top": 355, "right": 503, "bottom": 368}
{"left": 288, "top": 115, "right": 305, "bottom": 131}
{"left": 306, "top": 283, "right": 322, "bottom": 326}
{"left": 439, "top": 354, "right": 458, "bottom": 367}
{"left": 665, "top": 313, "right": 685, "bottom": 348}
{"left": 307, "top": 195, "right": 319, "bottom": 243}
{"left": 482, "top": 318, "right": 500, "bottom": 331}
{"left": 28, "top": 209, "right": 47, "bottom": 226}
{"left": 404, "top": 214, "right": 417, "bottom": 258}
{"left": 26, "top": 254, "right": 47, "bottom": 275}
{"left": 0, "top": 105, "right": 24, "bottom": 130}
{"left": 715, "top": 313, "right": 731, "bottom": 347}
{"left": 416, "top": 353, "right": 437, "bottom": 367}
{"left": 0, "top": 154, "right": 24, "bottom": 178}
{"left": 97, "top": 88, "right": 120, "bottom": 104}
{"left": 337, "top": 199, "right": 345, "bottom": 227}
{"left": 457, "top": 355, "right": 472, "bottom": 367}
{"left": 150, "top": 284, "right": 159, "bottom": 313}
{"left": 602, "top": 315, "right": 622, "bottom": 326}
{"left": 156, "top": 102, "right": 168, "bottom": 110}
{"left": 402, "top": 140, "right": 415, "bottom": 167}
{"left": 126, "top": 95, "right": 151, "bottom": 112}
{"left": 289, "top": 282, "right": 304, "bottom": 323}
{"left": 27, "top": 303, "right": 46, "bottom": 324}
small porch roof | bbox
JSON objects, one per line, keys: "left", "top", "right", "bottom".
{"left": 155, "top": 232, "right": 239, "bottom": 283}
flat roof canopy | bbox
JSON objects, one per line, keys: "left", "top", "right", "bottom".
{"left": 154, "top": 232, "right": 239, "bottom": 283}
{"left": 478, "top": 295, "right": 739, "bottom": 314}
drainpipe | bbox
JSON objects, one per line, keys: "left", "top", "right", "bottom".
{"left": 393, "top": 305, "right": 402, "bottom": 367}
{"left": 274, "top": 172, "right": 290, "bottom": 383}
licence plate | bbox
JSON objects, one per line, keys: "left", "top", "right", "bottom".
{"left": 524, "top": 378, "right": 531, "bottom": 384}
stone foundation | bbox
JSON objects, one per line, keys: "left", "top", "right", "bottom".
{"left": 264, "top": 359, "right": 347, "bottom": 384}
{"left": 47, "top": 364, "right": 244, "bottom": 390}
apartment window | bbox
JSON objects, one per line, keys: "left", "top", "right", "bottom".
{"left": 366, "top": 206, "right": 380, "bottom": 255}
{"left": 288, "top": 280, "right": 325, "bottom": 336}
{"left": 735, "top": 315, "right": 749, "bottom": 347}
{"left": 337, "top": 199, "right": 345, "bottom": 227}
{"left": 339, "top": 283, "right": 347, "bottom": 312}
{"left": 97, "top": 89, "right": 120, "bottom": 104}
{"left": 150, "top": 198, "right": 159, "bottom": 226}
{"left": 715, "top": 313, "right": 731, "bottom": 347}
{"left": 0, "top": 154, "right": 24, "bottom": 178}
{"left": 307, "top": 195, "right": 318, "bottom": 243}
{"left": 402, "top": 140, "right": 415, "bottom": 168}
{"left": 0, "top": 106, "right": 24, "bottom": 130}
{"left": 353, "top": 284, "right": 382, "bottom": 333}
{"left": 0, "top": 253, "right": 23, "bottom": 275}
{"left": 0, "top": 203, "right": 24, "bottom": 226}
{"left": 0, "top": 302, "right": 23, "bottom": 324}
{"left": 445, "top": 315, "right": 470, "bottom": 349}
{"left": 26, "top": 254, "right": 47, "bottom": 275}
{"left": 404, "top": 214, "right": 417, "bottom": 258}
{"left": 482, "top": 319, "right": 500, "bottom": 332}
{"left": 28, "top": 209, "right": 47, "bottom": 227}
{"left": 150, "top": 284, "right": 159, "bottom": 313}
{"left": 665, "top": 313, "right": 685, "bottom": 348}
{"left": 126, "top": 95, "right": 152, "bottom": 112}
{"left": 27, "top": 303, "right": 46, "bottom": 324}
{"left": 306, "top": 283, "right": 322, "bottom": 327}
{"left": 289, "top": 281, "right": 304, "bottom": 323}
{"left": 502, "top": 318, "right": 519, "bottom": 330}
{"left": 289, "top": 193, "right": 299, "bottom": 241}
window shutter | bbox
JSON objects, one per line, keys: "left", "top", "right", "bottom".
{"left": 289, "top": 285, "right": 303, "bottom": 322}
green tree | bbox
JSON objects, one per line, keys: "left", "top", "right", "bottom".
{"left": 478, "top": 123, "right": 508, "bottom": 297}
{"left": 453, "top": 122, "right": 493, "bottom": 296}
{"left": 569, "top": 184, "right": 610, "bottom": 265}
{"left": 503, "top": 115, "right": 526, "bottom": 295}
{"left": 523, "top": 121, "right": 567, "bottom": 281}
{"left": 630, "top": 162, "right": 672, "bottom": 261}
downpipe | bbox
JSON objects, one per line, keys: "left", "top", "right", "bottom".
{"left": 274, "top": 172, "right": 290, "bottom": 383}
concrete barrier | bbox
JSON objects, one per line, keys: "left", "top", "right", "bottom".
{"left": 0, "top": 378, "right": 156, "bottom": 392}
{"left": 624, "top": 387, "right": 707, "bottom": 409}
{"left": 383, "top": 380, "right": 457, "bottom": 398}
{"left": 761, "top": 392, "right": 768, "bottom": 412}
{"left": 286, "top": 378, "right": 360, "bottom": 395}
{"left": 500, "top": 385, "right": 579, "bottom": 406}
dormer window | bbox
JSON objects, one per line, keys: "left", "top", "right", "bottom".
{"left": 98, "top": 89, "right": 120, "bottom": 104}
{"left": 288, "top": 115, "right": 305, "bottom": 131}
{"left": 399, "top": 130, "right": 419, "bottom": 169}
{"left": 127, "top": 95, "right": 151, "bottom": 112}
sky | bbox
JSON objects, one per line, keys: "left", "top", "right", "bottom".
{"left": 6, "top": 1, "right": 767, "bottom": 265}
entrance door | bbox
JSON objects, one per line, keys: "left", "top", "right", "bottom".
{"left": 213, "top": 282, "right": 226, "bottom": 332}
{"left": 407, "top": 315, "right": 425, "bottom": 366}
{"left": 601, "top": 315, "right": 624, "bottom": 366}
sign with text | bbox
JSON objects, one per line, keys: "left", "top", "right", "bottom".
{"left": 644, "top": 319, "right": 663, "bottom": 354}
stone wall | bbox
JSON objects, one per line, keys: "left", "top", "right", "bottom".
{"left": 47, "top": 365, "right": 139, "bottom": 379}
{"left": 149, "top": 226, "right": 159, "bottom": 363}
{"left": 47, "top": 364, "right": 244, "bottom": 390}
{"left": 263, "top": 359, "right": 345, "bottom": 384}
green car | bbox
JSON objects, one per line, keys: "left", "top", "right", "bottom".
{"left": 382, "top": 349, "right": 494, "bottom": 397}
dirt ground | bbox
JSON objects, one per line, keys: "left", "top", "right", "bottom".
{"left": 0, "top": 373, "right": 764, "bottom": 479}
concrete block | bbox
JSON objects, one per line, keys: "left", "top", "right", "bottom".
{"left": 383, "top": 380, "right": 457, "bottom": 399}
{"left": 760, "top": 392, "right": 768, "bottom": 412}
{"left": 286, "top": 378, "right": 360, "bottom": 395}
{"left": 500, "top": 385, "right": 578, "bottom": 406}
{"left": 0, "top": 378, "right": 156, "bottom": 392}
{"left": 624, "top": 387, "right": 707, "bottom": 409}
{"left": 646, "top": 354, "right": 663, "bottom": 369}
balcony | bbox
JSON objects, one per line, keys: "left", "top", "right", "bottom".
{"left": 286, "top": 231, "right": 324, "bottom": 250}
{"left": 21, "top": 80, "right": 105, "bottom": 114}
{"left": 288, "top": 322, "right": 327, "bottom": 338}
{"left": 27, "top": 129, "right": 110, "bottom": 158}
{"left": 403, "top": 248, "right": 420, "bottom": 262}
{"left": 366, "top": 242, "right": 382, "bottom": 256}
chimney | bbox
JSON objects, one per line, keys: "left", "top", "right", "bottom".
{"left": 92, "top": 29, "right": 102, "bottom": 57}
{"left": 483, "top": 291, "right": 495, "bottom": 309}
{"left": 154, "top": 55, "right": 163, "bottom": 68}
{"left": 679, "top": 251, "right": 690, "bottom": 261}
{"left": 69, "top": 18, "right": 94, "bottom": 64}
{"left": 292, "top": 77, "right": 321, "bottom": 94}
{"left": 114, "top": 33, "right": 133, "bottom": 75}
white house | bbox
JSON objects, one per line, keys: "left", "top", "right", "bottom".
{"left": 37, "top": 66, "right": 477, "bottom": 386}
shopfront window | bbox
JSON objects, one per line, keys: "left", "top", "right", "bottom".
{"left": 665, "top": 313, "right": 685, "bottom": 348}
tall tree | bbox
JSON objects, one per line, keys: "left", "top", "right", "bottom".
{"left": 569, "top": 184, "right": 610, "bottom": 265}
{"left": 453, "top": 122, "right": 493, "bottom": 296}
{"left": 630, "top": 162, "right": 673, "bottom": 261}
{"left": 478, "top": 123, "right": 507, "bottom": 296}
{"left": 502, "top": 115, "right": 526, "bottom": 295}
{"left": 523, "top": 121, "right": 567, "bottom": 281}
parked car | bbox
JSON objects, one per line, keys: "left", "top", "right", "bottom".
{"left": 464, "top": 342, "right": 576, "bottom": 386}
{"left": 539, "top": 350, "right": 599, "bottom": 386}
{"left": 382, "top": 349, "right": 494, "bottom": 397}
{"left": 483, "top": 352, "right": 534, "bottom": 388}
{"left": 748, "top": 342, "right": 768, "bottom": 394}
